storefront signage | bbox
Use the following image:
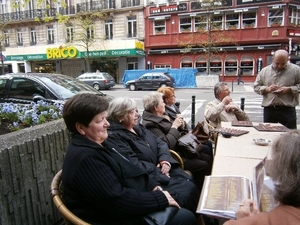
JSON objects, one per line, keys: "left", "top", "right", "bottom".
{"left": 150, "top": 3, "right": 187, "bottom": 15}
{"left": 135, "top": 41, "right": 144, "bottom": 50}
{"left": 80, "top": 49, "right": 145, "bottom": 58}
{"left": 191, "top": 0, "right": 232, "bottom": 10}
{"left": 288, "top": 29, "right": 300, "bottom": 36}
{"left": 236, "top": 0, "right": 277, "bottom": 5}
{"left": 6, "top": 54, "right": 47, "bottom": 61}
{"left": 46, "top": 46, "right": 77, "bottom": 59}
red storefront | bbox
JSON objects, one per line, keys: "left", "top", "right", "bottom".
{"left": 144, "top": 0, "right": 300, "bottom": 82}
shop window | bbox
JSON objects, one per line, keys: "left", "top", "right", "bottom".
{"left": 242, "top": 12, "right": 256, "bottom": 28}
{"left": 211, "top": 14, "right": 223, "bottom": 30}
{"left": 180, "top": 17, "right": 192, "bottom": 33}
{"left": 240, "top": 56, "right": 254, "bottom": 75}
{"left": 268, "top": 7, "right": 284, "bottom": 26}
{"left": 105, "top": 20, "right": 113, "bottom": 39}
{"left": 226, "top": 13, "right": 239, "bottom": 29}
{"left": 225, "top": 57, "right": 237, "bottom": 75}
{"left": 127, "top": 57, "right": 138, "bottom": 70}
{"left": 209, "top": 57, "right": 222, "bottom": 75}
{"left": 180, "top": 57, "right": 193, "bottom": 68}
{"left": 128, "top": 16, "right": 137, "bottom": 37}
{"left": 289, "top": 6, "right": 300, "bottom": 25}
{"left": 154, "top": 19, "right": 166, "bottom": 34}
{"left": 195, "top": 58, "right": 207, "bottom": 75}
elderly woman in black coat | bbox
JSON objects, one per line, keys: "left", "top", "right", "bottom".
{"left": 105, "top": 97, "right": 199, "bottom": 213}
{"left": 141, "top": 92, "right": 212, "bottom": 191}
{"left": 61, "top": 93, "right": 197, "bottom": 225}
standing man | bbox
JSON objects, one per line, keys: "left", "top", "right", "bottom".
{"left": 254, "top": 49, "right": 300, "bottom": 129}
{"left": 204, "top": 82, "right": 249, "bottom": 128}
{"left": 237, "top": 66, "right": 244, "bottom": 85}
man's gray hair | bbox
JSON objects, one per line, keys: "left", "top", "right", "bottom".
{"left": 214, "top": 82, "right": 227, "bottom": 99}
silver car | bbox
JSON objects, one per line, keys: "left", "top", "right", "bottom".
{"left": 76, "top": 72, "right": 115, "bottom": 90}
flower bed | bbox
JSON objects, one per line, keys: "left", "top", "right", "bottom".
{"left": 0, "top": 101, "right": 64, "bottom": 135}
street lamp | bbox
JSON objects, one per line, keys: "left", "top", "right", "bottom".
{"left": 271, "top": 50, "right": 275, "bottom": 56}
{"left": 147, "top": 61, "right": 151, "bottom": 70}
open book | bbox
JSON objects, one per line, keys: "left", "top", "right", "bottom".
{"left": 196, "top": 158, "right": 278, "bottom": 219}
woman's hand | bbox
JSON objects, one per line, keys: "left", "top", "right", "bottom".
{"left": 235, "top": 199, "right": 259, "bottom": 220}
{"left": 171, "top": 117, "right": 183, "bottom": 129}
{"left": 162, "top": 191, "right": 181, "bottom": 208}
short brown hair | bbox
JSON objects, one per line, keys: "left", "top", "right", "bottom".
{"left": 157, "top": 87, "right": 175, "bottom": 102}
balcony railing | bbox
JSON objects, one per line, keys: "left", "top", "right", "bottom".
{"left": 59, "top": 6, "right": 76, "bottom": 15}
{"left": 122, "top": 0, "right": 141, "bottom": 8}
{"left": 77, "top": 0, "right": 115, "bottom": 13}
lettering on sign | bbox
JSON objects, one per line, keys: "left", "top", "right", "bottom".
{"left": 46, "top": 46, "right": 77, "bottom": 59}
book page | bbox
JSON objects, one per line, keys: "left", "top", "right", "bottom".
{"left": 197, "top": 175, "right": 252, "bottom": 219}
{"left": 260, "top": 177, "right": 278, "bottom": 212}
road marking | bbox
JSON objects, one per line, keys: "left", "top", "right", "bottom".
{"left": 181, "top": 101, "right": 206, "bottom": 123}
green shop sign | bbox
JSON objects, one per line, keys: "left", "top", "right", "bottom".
{"left": 6, "top": 48, "right": 145, "bottom": 61}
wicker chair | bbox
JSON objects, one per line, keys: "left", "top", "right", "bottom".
{"left": 50, "top": 170, "right": 90, "bottom": 225}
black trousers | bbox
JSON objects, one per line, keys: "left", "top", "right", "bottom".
{"left": 263, "top": 106, "right": 297, "bottom": 129}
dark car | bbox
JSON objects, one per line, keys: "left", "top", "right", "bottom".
{"left": 0, "top": 73, "right": 113, "bottom": 104}
{"left": 125, "top": 72, "right": 175, "bottom": 91}
{"left": 76, "top": 72, "right": 115, "bottom": 90}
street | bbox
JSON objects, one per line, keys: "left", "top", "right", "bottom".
{"left": 103, "top": 84, "right": 300, "bottom": 129}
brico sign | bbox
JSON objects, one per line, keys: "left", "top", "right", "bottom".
{"left": 46, "top": 46, "right": 78, "bottom": 59}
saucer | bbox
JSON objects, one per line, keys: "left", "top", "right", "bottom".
{"left": 253, "top": 138, "right": 271, "bottom": 146}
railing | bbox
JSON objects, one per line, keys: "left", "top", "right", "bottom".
{"left": 77, "top": 0, "right": 115, "bottom": 13}
{"left": 121, "top": 0, "right": 141, "bottom": 7}
{"left": 0, "top": 8, "right": 57, "bottom": 22}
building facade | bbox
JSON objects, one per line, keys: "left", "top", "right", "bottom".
{"left": 0, "top": 0, "right": 147, "bottom": 83}
{"left": 144, "top": 0, "right": 300, "bottom": 82}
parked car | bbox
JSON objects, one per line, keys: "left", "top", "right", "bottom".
{"left": 125, "top": 72, "right": 175, "bottom": 91}
{"left": 0, "top": 73, "right": 113, "bottom": 104}
{"left": 76, "top": 72, "right": 115, "bottom": 90}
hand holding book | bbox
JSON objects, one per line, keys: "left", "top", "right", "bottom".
{"left": 235, "top": 199, "right": 259, "bottom": 220}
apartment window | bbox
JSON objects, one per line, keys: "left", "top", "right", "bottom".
{"left": 66, "top": 25, "right": 73, "bottom": 42}
{"left": 47, "top": 26, "right": 54, "bottom": 44}
{"left": 225, "top": 13, "right": 239, "bottom": 29}
{"left": 180, "top": 57, "right": 193, "bottom": 68}
{"left": 289, "top": 6, "right": 300, "bottom": 25}
{"left": 17, "top": 30, "right": 23, "bottom": 46}
{"left": 154, "top": 19, "right": 166, "bottom": 34}
{"left": 225, "top": 56, "right": 237, "bottom": 75}
{"left": 195, "top": 58, "right": 207, "bottom": 75}
{"left": 268, "top": 6, "right": 284, "bottom": 26}
{"left": 4, "top": 31, "right": 9, "bottom": 47}
{"left": 242, "top": 12, "right": 257, "bottom": 28}
{"left": 195, "top": 16, "right": 207, "bottom": 31}
{"left": 154, "top": 65, "right": 171, "bottom": 69}
{"left": 122, "top": 0, "right": 140, "bottom": 7}
{"left": 241, "top": 56, "right": 254, "bottom": 75}
{"left": 30, "top": 28, "right": 36, "bottom": 45}
{"left": 209, "top": 57, "right": 222, "bottom": 75}
{"left": 180, "top": 17, "right": 192, "bottom": 33}
{"left": 87, "top": 24, "right": 94, "bottom": 39}
{"left": 211, "top": 15, "right": 223, "bottom": 30}
{"left": 127, "top": 16, "right": 137, "bottom": 38}
{"left": 105, "top": 20, "right": 113, "bottom": 39}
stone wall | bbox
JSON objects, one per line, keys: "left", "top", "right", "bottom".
{"left": 0, "top": 119, "right": 69, "bottom": 225}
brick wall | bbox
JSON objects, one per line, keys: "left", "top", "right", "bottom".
{"left": 0, "top": 119, "right": 69, "bottom": 225}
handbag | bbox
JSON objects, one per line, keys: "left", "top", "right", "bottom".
{"left": 192, "top": 121, "right": 210, "bottom": 144}
{"left": 143, "top": 206, "right": 179, "bottom": 225}
{"left": 178, "top": 133, "right": 203, "bottom": 158}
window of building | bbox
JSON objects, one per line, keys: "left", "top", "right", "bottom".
{"left": 211, "top": 14, "right": 223, "bottom": 30}
{"left": 127, "top": 57, "right": 138, "bottom": 70}
{"left": 30, "top": 28, "right": 36, "bottom": 45}
{"left": 154, "top": 19, "right": 166, "bottom": 34}
{"left": 4, "top": 31, "right": 9, "bottom": 47}
{"left": 242, "top": 11, "right": 257, "bottom": 28}
{"left": 240, "top": 56, "right": 254, "bottom": 75}
{"left": 66, "top": 25, "right": 73, "bottom": 42}
{"left": 154, "top": 65, "right": 171, "bottom": 69}
{"left": 122, "top": 0, "right": 140, "bottom": 7}
{"left": 180, "top": 17, "right": 192, "bottom": 32}
{"left": 210, "top": 57, "right": 222, "bottom": 75}
{"left": 268, "top": 6, "right": 284, "bottom": 26}
{"left": 180, "top": 57, "right": 193, "bottom": 68}
{"left": 105, "top": 20, "right": 113, "bottom": 39}
{"left": 127, "top": 16, "right": 137, "bottom": 38}
{"left": 17, "top": 30, "right": 23, "bottom": 46}
{"left": 225, "top": 13, "right": 239, "bottom": 29}
{"left": 289, "top": 6, "right": 300, "bottom": 25}
{"left": 195, "top": 16, "right": 207, "bottom": 31}
{"left": 195, "top": 57, "right": 207, "bottom": 75}
{"left": 47, "top": 26, "right": 54, "bottom": 44}
{"left": 87, "top": 24, "right": 94, "bottom": 39}
{"left": 224, "top": 56, "right": 237, "bottom": 75}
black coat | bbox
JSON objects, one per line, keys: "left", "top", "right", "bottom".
{"left": 62, "top": 134, "right": 168, "bottom": 225}
{"left": 106, "top": 121, "right": 199, "bottom": 211}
